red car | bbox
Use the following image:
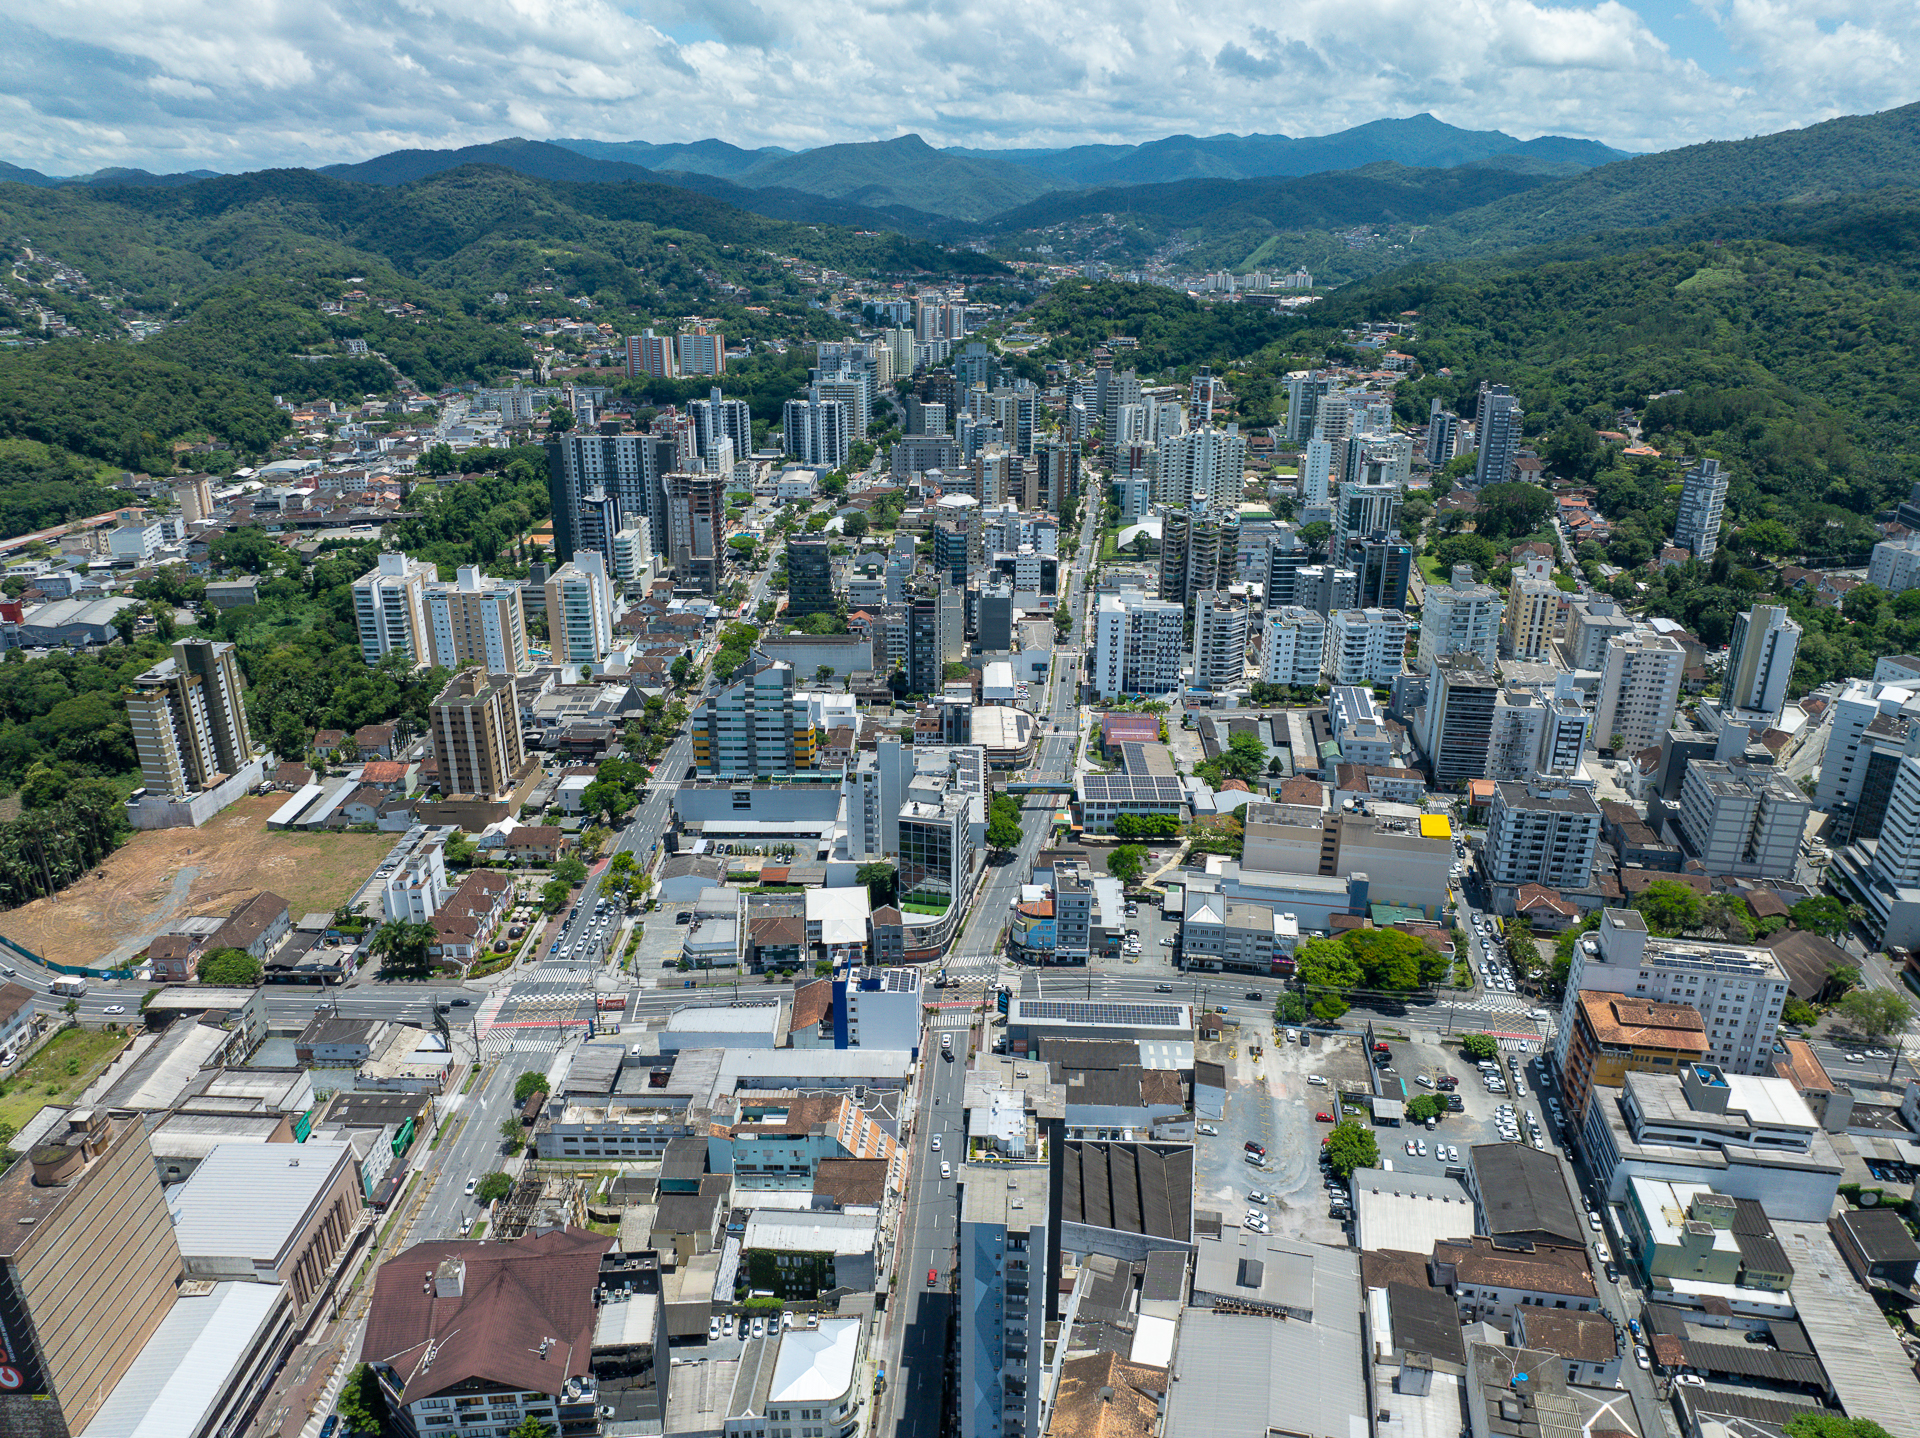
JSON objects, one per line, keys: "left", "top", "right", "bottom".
{"left": 1315, "top": 1111, "right": 1334, "bottom": 1123}
{"left": 928, "top": 1267, "right": 938, "bottom": 1288}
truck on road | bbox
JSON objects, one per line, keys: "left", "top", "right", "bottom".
{"left": 48, "top": 976, "right": 87, "bottom": 998}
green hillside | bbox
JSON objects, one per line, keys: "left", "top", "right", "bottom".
{"left": 733, "top": 135, "right": 1067, "bottom": 221}
{"left": 1427, "top": 100, "right": 1920, "bottom": 256}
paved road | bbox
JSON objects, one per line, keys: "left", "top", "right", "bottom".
{"left": 881, "top": 1035, "right": 966, "bottom": 1438}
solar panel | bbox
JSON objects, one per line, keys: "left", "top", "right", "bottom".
{"left": 1018, "top": 1000, "right": 1186, "bottom": 1026}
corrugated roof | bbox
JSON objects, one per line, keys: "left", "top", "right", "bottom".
{"left": 81, "top": 1282, "right": 288, "bottom": 1438}
{"left": 168, "top": 1142, "right": 353, "bottom": 1261}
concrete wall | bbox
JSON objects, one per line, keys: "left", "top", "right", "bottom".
{"left": 125, "top": 757, "right": 266, "bottom": 830}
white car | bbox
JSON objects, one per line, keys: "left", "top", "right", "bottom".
{"left": 1198, "top": 1123, "right": 1218, "bottom": 1135}
{"left": 1405, "top": 1139, "right": 1417, "bottom": 1155}
{"left": 102, "top": 1004, "right": 125, "bottom": 1014}
{"left": 1415, "top": 1140, "right": 1427, "bottom": 1156}
{"left": 1634, "top": 1345, "right": 1650, "bottom": 1371}
{"left": 709, "top": 1317, "right": 722, "bottom": 1341}
{"left": 1415, "top": 1075, "right": 1434, "bottom": 1088}
{"left": 465, "top": 1177, "right": 478, "bottom": 1196}
{"left": 1594, "top": 1240, "right": 1610, "bottom": 1262}
{"left": 1445, "top": 1145, "right": 1459, "bottom": 1162}
{"left": 1248, "top": 1190, "right": 1269, "bottom": 1205}
{"left": 931, "top": 1135, "right": 941, "bottom": 1151}
{"left": 1306, "top": 1075, "right": 1328, "bottom": 1087}
{"left": 940, "top": 1160, "right": 951, "bottom": 1179}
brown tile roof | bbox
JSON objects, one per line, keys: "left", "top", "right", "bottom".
{"left": 1772, "top": 1037, "right": 1836, "bottom": 1094}
{"left": 1277, "top": 775, "right": 1323, "bottom": 807}
{"left": 1765, "top": 927, "right": 1855, "bottom": 1001}
{"left": 210, "top": 891, "right": 289, "bottom": 953}
{"left": 1577, "top": 990, "right": 1707, "bottom": 1052}
{"left": 0, "top": 980, "right": 33, "bottom": 1027}
{"left": 147, "top": 935, "right": 200, "bottom": 962}
{"left": 812, "top": 1157, "right": 888, "bottom": 1209}
{"left": 1743, "top": 890, "right": 1790, "bottom": 919}
{"left": 1516, "top": 885, "right": 1578, "bottom": 919}
{"left": 870, "top": 905, "right": 903, "bottom": 926}
{"left": 1434, "top": 1236, "right": 1596, "bottom": 1299}
{"left": 360, "top": 1228, "right": 607, "bottom": 1403}
{"left": 1360, "top": 1248, "right": 1434, "bottom": 1291}
{"left": 1519, "top": 1307, "right": 1617, "bottom": 1363}
{"left": 753, "top": 916, "right": 807, "bottom": 950}
{"left": 360, "top": 761, "right": 409, "bottom": 784}
{"left": 1618, "top": 868, "right": 1708, "bottom": 897}
{"left": 1139, "top": 1070, "right": 1184, "bottom": 1107}
{"left": 1049, "top": 1352, "right": 1168, "bottom": 1437}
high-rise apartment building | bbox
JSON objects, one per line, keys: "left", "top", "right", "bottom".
{"left": 1594, "top": 632, "right": 1686, "bottom": 754}
{"left": 1293, "top": 564, "right": 1360, "bottom": 618}
{"left": 1155, "top": 425, "right": 1246, "bottom": 509}
{"left": 543, "top": 552, "right": 615, "bottom": 664}
{"left": 1417, "top": 574, "right": 1503, "bottom": 673}
{"left": 1486, "top": 685, "right": 1590, "bottom": 782}
{"left": 1722, "top": 604, "right": 1801, "bottom": 724}
{"left": 1192, "top": 589, "right": 1251, "bottom": 692}
{"left": 423, "top": 566, "right": 529, "bottom": 674}
{"left": 1473, "top": 382, "right": 1522, "bottom": 487}
{"left": 786, "top": 538, "right": 836, "bottom": 619}
{"left": 1326, "top": 607, "right": 1408, "bottom": 686}
{"left": 673, "top": 326, "right": 725, "bottom": 376}
{"left": 1260, "top": 606, "right": 1327, "bottom": 686}
{"left": 545, "top": 430, "right": 680, "bottom": 563}
{"left": 688, "top": 386, "right": 752, "bottom": 466}
{"left": 1300, "top": 437, "right": 1334, "bottom": 513}
{"left": 1868, "top": 535, "right": 1920, "bottom": 594}
{"left": 351, "top": 552, "right": 433, "bottom": 666}
{"left": 1553, "top": 907, "right": 1789, "bottom": 1082}
{"left": 0, "top": 1111, "right": 185, "bottom": 1438}
{"left": 905, "top": 579, "right": 964, "bottom": 694}
{"left": 1157, "top": 504, "right": 1239, "bottom": 614}
{"left": 1332, "top": 479, "right": 1402, "bottom": 552}
{"left": 430, "top": 668, "right": 529, "bottom": 800}
{"left": 691, "top": 651, "right": 818, "bottom": 777}
{"left": 1673, "top": 457, "right": 1729, "bottom": 560}
{"left": 625, "top": 328, "right": 674, "bottom": 378}
{"left": 1677, "top": 761, "right": 1811, "bottom": 878}
{"left": 1503, "top": 556, "right": 1562, "bottom": 661}
{"left": 1484, "top": 781, "right": 1602, "bottom": 893}
{"left": 1426, "top": 398, "right": 1464, "bottom": 467}
{"left": 664, "top": 469, "right": 726, "bottom": 595}
{"left": 1284, "top": 369, "right": 1334, "bottom": 443}
{"left": 958, "top": 1163, "right": 1050, "bottom": 1438}
{"left": 783, "top": 388, "right": 851, "bottom": 468}
{"left": 1345, "top": 533, "right": 1413, "bottom": 612}
{"left": 1034, "top": 438, "right": 1079, "bottom": 515}
{"left": 1423, "top": 653, "right": 1500, "bottom": 788}
{"left": 1093, "top": 588, "right": 1185, "bottom": 699}
{"left": 126, "top": 639, "right": 256, "bottom": 800}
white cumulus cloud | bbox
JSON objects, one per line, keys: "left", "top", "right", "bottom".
{"left": 0, "top": 0, "right": 1913, "bottom": 173}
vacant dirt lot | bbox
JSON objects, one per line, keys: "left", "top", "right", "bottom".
{"left": 2, "top": 794, "right": 392, "bottom": 968}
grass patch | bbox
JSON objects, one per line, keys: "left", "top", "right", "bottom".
{"left": 468, "top": 1220, "right": 487, "bottom": 1239}
{"left": 1416, "top": 551, "right": 1448, "bottom": 587}
{"left": 467, "top": 949, "right": 515, "bottom": 979}
{"left": 0, "top": 1026, "right": 130, "bottom": 1132}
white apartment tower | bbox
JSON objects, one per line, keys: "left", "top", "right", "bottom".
{"left": 1554, "top": 908, "right": 1790, "bottom": 1080}
{"left": 1155, "top": 425, "right": 1246, "bottom": 510}
{"left": 1327, "top": 607, "right": 1408, "bottom": 686}
{"left": 1673, "top": 457, "right": 1729, "bottom": 560}
{"left": 1721, "top": 604, "right": 1801, "bottom": 725}
{"left": 1677, "top": 761, "right": 1811, "bottom": 879}
{"left": 1093, "top": 588, "right": 1184, "bottom": 700}
{"left": 1192, "top": 589, "right": 1252, "bottom": 692}
{"left": 1261, "top": 607, "right": 1328, "bottom": 687}
{"left": 1593, "top": 632, "right": 1686, "bottom": 754}
{"left": 783, "top": 388, "right": 852, "bottom": 468}
{"left": 544, "top": 551, "right": 615, "bottom": 665}
{"left": 1417, "top": 572, "right": 1504, "bottom": 673}
{"left": 351, "top": 552, "right": 433, "bottom": 666}
{"left": 1484, "top": 781, "right": 1602, "bottom": 893}
{"left": 423, "top": 567, "right": 529, "bottom": 674}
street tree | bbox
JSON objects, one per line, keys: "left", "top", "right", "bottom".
{"left": 1460, "top": 1033, "right": 1498, "bottom": 1062}
{"left": 514, "top": 1071, "right": 551, "bottom": 1103}
{"left": 1106, "top": 845, "right": 1147, "bottom": 886}
{"left": 370, "top": 920, "right": 437, "bottom": 978}
{"left": 475, "top": 1171, "right": 514, "bottom": 1203}
{"left": 1836, "top": 989, "right": 1912, "bottom": 1048}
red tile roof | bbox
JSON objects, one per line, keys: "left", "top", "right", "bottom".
{"left": 361, "top": 1229, "right": 607, "bottom": 1404}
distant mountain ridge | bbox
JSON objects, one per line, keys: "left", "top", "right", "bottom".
{"left": 0, "top": 159, "right": 222, "bottom": 188}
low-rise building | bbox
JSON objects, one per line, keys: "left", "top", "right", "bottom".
{"left": 740, "top": 1210, "right": 879, "bottom": 1298}
{"left": 1562, "top": 990, "right": 1709, "bottom": 1121}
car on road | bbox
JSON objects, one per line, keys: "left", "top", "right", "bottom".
{"left": 1197, "top": 1123, "right": 1218, "bottom": 1135}
{"left": 1595, "top": 1240, "right": 1611, "bottom": 1263}
{"left": 1846, "top": 1052, "right": 1865, "bottom": 1063}
{"left": 1154, "top": 984, "right": 1173, "bottom": 992}
{"left": 1588, "top": 1209, "right": 1602, "bottom": 1230}
{"left": 102, "top": 1004, "right": 124, "bottom": 1014}
{"left": 1674, "top": 1374, "right": 1705, "bottom": 1387}
{"left": 940, "top": 1160, "right": 951, "bottom": 1179}
{"left": 928, "top": 1267, "right": 939, "bottom": 1288}
{"left": 930, "top": 1135, "right": 941, "bottom": 1151}
{"left": 465, "top": 1178, "right": 478, "bottom": 1196}
{"left": 1315, "top": 1111, "right": 1334, "bottom": 1122}
{"left": 1243, "top": 990, "right": 1262, "bottom": 1001}
{"left": 1628, "top": 1317, "right": 1641, "bottom": 1338}
{"left": 1634, "top": 1345, "right": 1650, "bottom": 1371}
{"left": 319, "top": 1419, "right": 338, "bottom": 1438}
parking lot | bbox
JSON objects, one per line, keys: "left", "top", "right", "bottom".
{"left": 1367, "top": 1032, "right": 1561, "bottom": 1180}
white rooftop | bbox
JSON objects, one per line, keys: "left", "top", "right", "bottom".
{"left": 167, "top": 1142, "right": 352, "bottom": 1262}
{"left": 743, "top": 1211, "right": 877, "bottom": 1257}
{"left": 767, "top": 1317, "right": 861, "bottom": 1403}
{"left": 1721, "top": 1073, "right": 1818, "bottom": 1129}
{"left": 80, "top": 1281, "right": 286, "bottom": 1438}
{"left": 666, "top": 1003, "right": 783, "bottom": 1034}
{"left": 806, "top": 886, "right": 871, "bottom": 945}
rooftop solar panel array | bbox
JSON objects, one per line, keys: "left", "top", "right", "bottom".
{"left": 1019, "top": 1000, "right": 1186, "bottom": 1026}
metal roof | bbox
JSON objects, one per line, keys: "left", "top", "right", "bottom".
{"left": 1165, "top": 1296, "right": 1365, "bottom": 1438}
{"left": 767, "top": 1318, "right": 861, "bottom": 1404}
{"left": 1060, "top": 1142, "right": 1193, "bottom": 1241}
{"left": 167, "top": 1143, "right": 353, "bottom": 1262}
{"left": 81, "top": 1281, "right": 288, "bottom": 1438}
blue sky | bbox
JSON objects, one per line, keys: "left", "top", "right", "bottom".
{"left": 0, "top": 0, "right": 1911, "bottom": 174}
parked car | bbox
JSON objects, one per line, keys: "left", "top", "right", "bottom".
{"left": 1306, "top": 1074, "right": 1328, "bottom": 1086}
{"left": 1244, "top": 1140, "right": 1266, "bottom": 1157}
{"left": 1315, "top": 1111, "right": 1334, "bottom": 1122}
{"left": 1197, "top": 1123, "right": 1218, "bottom": 1135}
